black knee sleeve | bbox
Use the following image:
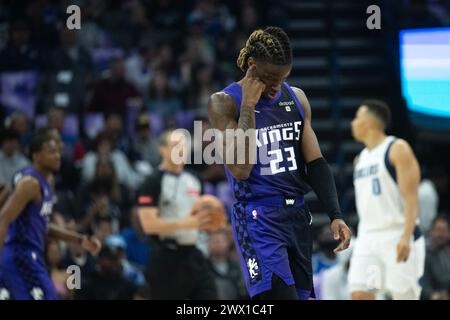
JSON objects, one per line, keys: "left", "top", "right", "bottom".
{"left": 252, "top": 274, "right": 298, "bottom": 300}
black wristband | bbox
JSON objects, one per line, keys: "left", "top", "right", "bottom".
{"left": 306, "top": 157, "right": 344, "bottom": 222}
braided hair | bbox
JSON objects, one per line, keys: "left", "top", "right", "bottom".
{"left": 237, "top": 26, "right": 293, "bottom": 71}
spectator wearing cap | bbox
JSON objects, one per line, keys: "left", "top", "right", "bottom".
{"left": 104, "top": 234, "right": 146, "bottom": 287}
{"left": 0, "top": 128, "right": 30, "bottom": 187}
{"left": 131, "top": 114, "right": 161, "bottom": 169}
{"left": 74, "top": 242, "right": 136, "bottom": 300}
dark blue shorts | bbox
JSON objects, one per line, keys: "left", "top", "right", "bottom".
{"left": 231, "top": 196, "right": 314, "bottom": 299}
{"left": 0, "top": 245, "right": 57, "bottom": 300}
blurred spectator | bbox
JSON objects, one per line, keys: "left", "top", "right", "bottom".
{"left": 152, "top": 44, "right": 177, "bottom": 75}
{"left": 103, "top": 113, "right": 131, "bottom": 155}
{"left": 44, "top": 28, "right": 94, "bottom": 114}
{"left": 88, "top": 58, "right": 142, "bottom": 118}
{"left": 78, "top": 178, "right": 121, "bottom": 234}
{"left": 77, "top": 157, "right": 132, "bottom": 226}
{"left": 77, "top": 4, "right": 108, "bottom": 52}
{"left": 81, "top": 132, "right": 142, "bottom": 189}
{"left": 421, "top": 216, "right": 450, "bottom": 300}
{"left": 320, "top": 240, "right": 353, "bottom": 300}
{"left": 104, "top": 234, "right": 146, "bottom": 286}
{"left": 125, "top": 44, "right": 155, "bottom": 96}
{"left": 4, "top": 111, "right": 31, "bottom": 151}
{"left": 24, "top": 0, "right": 59, "bottom": 50}
{"left": 61, "top": 219, "right": 97, "bottom": 276}
{"left": 47, "top": 106, "right": 65, "bottom": 136}
{"left": 131, "top": 113, "right": 161, "bottom": 168}
{"left": 120, "top": 207, "right": 151, "bottom": 271}
{"left": 145, "top": 0, "right": 186, "bottom": 43}
{"left": 146, "top": 69, "right": 181, "bottom": 118}
{"left": 183, "top": 63, "right": 218, "bottom": 115}
{"left": 431, "top": 167, "right": 449, "bottom": 215}
{"left": 239, "top": 3, "right": 259, "bottom": 34}
{"left": 46, "top": 240, "right": 71, "bottom": 300}
{"left": 75, "top": 243, "right": 136, "bottom": 300}
{"left": 0, "top": 128, "right": 30, "bottom": 186}
{"left": 49, "top": 27, "right": 94, "bottom": 75}
{"left": 0, "top": 5, "right": 9, "bottom": 51}
{"left": 0, "top": 20, "right": 43, "bottom": 71}
{"left": 47, "top": 107, "right": 77, "bottom": 158}
{"left": 419, "top": 168, "right": 440, "bottom": 234}
{"left": 428, "top": 0, "right": 450, "bottom": 24}
{"left": 92, "top": 215, "right": 115, "bottom": 244}
{"left": 312, "top": 225, "right": 339, "bottom": 274}
{"left": 207, "top": 229, "right": 247, "bottom": 299}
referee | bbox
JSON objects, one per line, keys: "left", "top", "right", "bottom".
{"left": 137, "top": 129, "right": 218, "bottom": 299}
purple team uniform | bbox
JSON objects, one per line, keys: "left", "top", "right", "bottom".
{"left": 0, "top": 166, "right": 56, "bottom": 300}
{"left": 222, "top": 82, "right": 314, "bottom": 299}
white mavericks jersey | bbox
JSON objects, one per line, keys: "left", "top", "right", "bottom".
{"left": 353, "top": 136, "right": 406, "bottom": 233}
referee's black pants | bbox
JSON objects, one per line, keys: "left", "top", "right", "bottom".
{"left": 146, "top": 241, "right": 218, "bottom": 300}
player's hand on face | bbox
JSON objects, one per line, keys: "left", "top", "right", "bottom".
{"left": 331, "top": 219, "right": 352, "bottom": 253}
{"left": 81, "top": 236, "right": 102, "bottom": 256}
{"left": 241, "top": 64, "right": 266, "bottom": 108}
{"left": 396, "top": 235, "right": 411, "bottom": 263}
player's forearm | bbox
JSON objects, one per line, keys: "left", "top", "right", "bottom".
{"left": 0, "top": 187, "right": 9, "bottom": 208}
{"left": 306, "top": 158, "right": 344, "bottom": 221}
{"left": 145, "top": 220, "right": 177, "bottom": 235}
{"left": 0, "top": 212, "right": 13, "bottom": 249}
{"left": 226, "top": 104, "right": 256, "bottom": 179}
{"left": 0, "top": 222, "right": 8, "bottom": 249}
{"left": 237, "top": 104, "right": 255, "bottom": 131}
{"left": 143, "top": 217, "right": 185, "bottom": 235}
{"left": 47, "top": 223, "right": 85, "bottom": 245}
{"left": 402, "top": 196, "right": 418, "bottom": 239}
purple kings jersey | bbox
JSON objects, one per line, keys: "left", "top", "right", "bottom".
{"left": 4, "top": 166, "right": 54, "bottom": 253}
{"left": 221, "top": 82, "right": 311, "bottom": 201}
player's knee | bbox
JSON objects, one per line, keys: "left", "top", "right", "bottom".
{"left": 351, "top": 291, "right": 375, "bottom": 300}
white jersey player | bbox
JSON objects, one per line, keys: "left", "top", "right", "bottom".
{"left": 348, "top": 100, "right": 425, "bottom": 300}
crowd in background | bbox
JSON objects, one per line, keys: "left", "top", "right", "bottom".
{"left": 0, "top": 0, "right": 449, "bottom": 300}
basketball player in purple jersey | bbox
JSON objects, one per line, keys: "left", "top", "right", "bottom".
{"left": 208, "top": 27, "right": 351, "bottom": 299}
{"left": 0, "top": 130, "right": 101, "bottom": 300}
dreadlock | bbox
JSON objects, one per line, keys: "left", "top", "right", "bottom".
{"left": 237, "top": 26, "right": 292, "bottom": 71}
